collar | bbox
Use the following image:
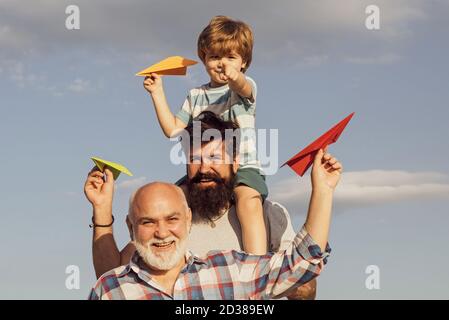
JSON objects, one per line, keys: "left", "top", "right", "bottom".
{"left": 118, "top": 250, "right": 208, "bottom": 279}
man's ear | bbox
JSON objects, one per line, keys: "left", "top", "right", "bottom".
{"left": 126, "top": 215, "right": 134, "bottom": 241}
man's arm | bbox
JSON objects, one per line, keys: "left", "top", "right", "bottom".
{"left": 120, "top": 242, "right": 136, "bottom": 265}
{"left": 84, "top": 168, "right": 127, "bottom": 278}
{"left": 237, "top": 149, "right": 341, "bottom": 299}
{"left": 286, "top": 279, "right": 317, "bottom": 300}
{"left": 304, "top": 148, "right": 342, "bottom": 251}
{"left": 91, "top": 205, "right": 121, "bottom": 279}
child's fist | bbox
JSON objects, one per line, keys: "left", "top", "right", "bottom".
{"left": 143, "top": 73, "right": 163, "bottom": 95}
{"left": 220, "top": 63, "right": 240, "bottom": 82}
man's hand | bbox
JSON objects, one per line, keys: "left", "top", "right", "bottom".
{"left": 84, "top": 167, "right": 114, "bottom": 209}
{"left": 219, "top": 63, "right": 241, "bottom": 83}
{"left": 143, "top": 73, "right": 164, "bottom": 96}
{"left": 311, "top": 148, "right": 343, "bottom": 192}
{"left": 287, "top": 279, "right": 317, "bottom": 300}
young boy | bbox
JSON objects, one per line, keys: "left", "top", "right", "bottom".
{"left": 143, "top": 16, "right": 268, "bottom": 255}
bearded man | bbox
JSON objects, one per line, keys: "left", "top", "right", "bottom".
{"left": 85, "top": 112, "right": 320, "bottom": 299}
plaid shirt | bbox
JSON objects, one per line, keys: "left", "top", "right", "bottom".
{"left": 88, "top": 225, "right": 331, "bottom": 300}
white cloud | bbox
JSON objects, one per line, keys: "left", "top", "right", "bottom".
{"left": 295, "top": 54, "right": 330, "bottom": 68}
{"left": 117, "top": 176, "right": 147, "bottom": 191}
{"left": 270, "top": 170, "right": 449, "bottom": 214}
{"left": 0, "top": 59, "right": 65, "bottom": 95}
{"left": 345, "top": 53, "right": 402, "bottom": 65}
{"left": 67, "top": 78, "right": 90, "bottom": 93}
{"left": 0, "top": 24, "right": 33, "bottom": 51}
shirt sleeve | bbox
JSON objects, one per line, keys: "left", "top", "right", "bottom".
{"left": 175, "top": 93, "right": 192, "bottom": 125}
{"left": 239, "top": 76, "right": 257, "bottom": 108}
{"left": 266, "top": 201, "right": 297, "bottom": 252}
{"left": 235, "top": 225, "right": 331, "bottom": 299}
{"left": 87, "top": 283, "right": 101, "bottom": 300}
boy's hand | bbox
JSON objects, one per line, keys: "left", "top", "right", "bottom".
{"left": 219, "top": 63, "right": 241, "bottom": 83}
{"left": 143, "top": 73, "right": 164, "bottom": 95}
{"left": 311, "top": 148, "right": 343, "bottom": 192}
{"left": 84, "top": 167, "right": 115, "bottom": 209}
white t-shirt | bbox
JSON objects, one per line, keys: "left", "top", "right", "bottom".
{"left": 187, "top": 199, "right": 297, "bottom": 257}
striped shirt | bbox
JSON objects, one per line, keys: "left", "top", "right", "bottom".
{"left": 176, "top": 76, "right": 261, "bottom": 171}
{"left": 88, "top": 225, "right": 330, "bottom": 300}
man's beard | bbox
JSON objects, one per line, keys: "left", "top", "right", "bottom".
{"left": 134, "top": 235, "right": 187, "bottom": 271}
{"left": 186, "top": 171, "right": 235, "bottom": 224}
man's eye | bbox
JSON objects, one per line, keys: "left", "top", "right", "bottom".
{"left": 191, "top": 156, "right": 201, "bottom": 162}
{"left": 211, "top": 155, "right": 223, "bottom": 162}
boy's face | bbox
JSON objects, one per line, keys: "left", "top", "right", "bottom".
{"left": 204, "top": 51, "right": 246, "bottom": 87}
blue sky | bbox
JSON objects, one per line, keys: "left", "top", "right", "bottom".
{"left": 1, "top": 0, "right": 448, "bottom": 299}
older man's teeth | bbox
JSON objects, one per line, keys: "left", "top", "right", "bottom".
{"left": 153, "top": 241, "right": 174, "bottom": 248}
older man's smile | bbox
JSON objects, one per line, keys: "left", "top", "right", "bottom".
{"left": 152, "top": 241, "right": 175, "bottom": 251}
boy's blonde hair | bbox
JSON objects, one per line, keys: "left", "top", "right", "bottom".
{"left": 197, "top": 16, "right": 253, "bottom": 72}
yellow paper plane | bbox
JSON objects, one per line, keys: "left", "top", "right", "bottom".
{"left": 135, "top": 56, "right": 198, "bottom": 76}
{"left": 91, "top": 157, "right": 133, "bottom": 180}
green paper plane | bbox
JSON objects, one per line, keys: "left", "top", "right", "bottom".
{"left": 91, "top": 157, "right": 133, "bottom": 180}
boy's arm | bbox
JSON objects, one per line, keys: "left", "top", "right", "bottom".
{"left": 143, "top": 74, "right": 187, "bottom": 138}
{"left": 221, "top": 64, "right": 254, "bottom": 102}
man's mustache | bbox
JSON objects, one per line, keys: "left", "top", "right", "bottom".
{"left": 190, "top": 172, "right": 225, "bottom": 184}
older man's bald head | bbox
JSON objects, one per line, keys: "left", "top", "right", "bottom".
{"left": 128, "top": 182, "right": 189, "bottom": 223}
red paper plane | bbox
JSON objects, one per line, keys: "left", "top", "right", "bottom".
{"left": 281, "top": 112, "right": 355, "bottom": 176}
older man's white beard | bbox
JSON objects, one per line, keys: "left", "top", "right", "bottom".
{"left": 134, "top": 236, "right": 188, "bottom": 271}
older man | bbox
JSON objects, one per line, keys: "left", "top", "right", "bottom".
{"left": 88, "top": 145, "right": 341, "bottom": 299}
{"left": 84, "top": 112, "right": 335, "bottom": 299}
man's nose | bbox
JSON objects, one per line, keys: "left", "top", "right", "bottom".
{"left": 199, "top": 159, "right": 212, "bottom": 173}
{"left": 154, "top": 222, "right": 170, "bottom": 239}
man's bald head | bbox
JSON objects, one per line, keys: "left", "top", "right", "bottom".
{"left": 128, "top": 182, "right": 189, "bottom": 223}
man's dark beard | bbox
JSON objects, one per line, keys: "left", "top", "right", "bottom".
{"left": 186, "top": 171, "right": 235, "bottom": 224}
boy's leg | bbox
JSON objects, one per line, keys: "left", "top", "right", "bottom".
{"left": 234, "top": 185, "right": 267, "bottom": 255}
{"left": 234, "top": 168, "right": 269, "bottom": 255}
